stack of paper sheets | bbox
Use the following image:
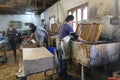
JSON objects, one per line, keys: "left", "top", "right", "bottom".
{"left": 22, "top": 47, "right": 54, "bottom": 75}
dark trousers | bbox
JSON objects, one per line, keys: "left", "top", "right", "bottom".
{"left": 9, "top": 41, "right": 17, "bottom": 59}
{"left": 44, "top": 35, "right": 48, "bottom": 47}
{"left": 57, "top": 41, "right": 68, "bottom": 77}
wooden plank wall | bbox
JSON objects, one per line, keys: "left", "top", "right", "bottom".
{"left": 50, "top": 23, "right": 58, "bottom": 33}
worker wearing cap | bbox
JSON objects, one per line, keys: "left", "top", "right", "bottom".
{"left": 6, "top": 23, "right": 18, "bottom": 60}
{"left": 58, "top": 15, "right": 87, "bottom": 79}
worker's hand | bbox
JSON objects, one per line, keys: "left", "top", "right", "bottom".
{"left": 78, "top": 37, "right": 88, "bottom": 43}
{"left": 46, "top": 32, "right": 49, "bottom": 36}
{"left": 26, "top": 38, "right": 31, "bottom": 42}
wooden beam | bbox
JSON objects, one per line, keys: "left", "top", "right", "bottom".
{"left": 33, "top": 0, "right": 43, "bottom": 2}
{"left": 35, "top": 0, "right": 37, "bottom": 9}
{"left": 43, "top": 0, "right": 46, "bottom": 9}
{"left": 0, "top": 5, "right": 12, "bottom": 8}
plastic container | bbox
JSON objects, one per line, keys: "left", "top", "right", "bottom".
{"left": 47, "top": 47, "right": 56, "bottom": 55}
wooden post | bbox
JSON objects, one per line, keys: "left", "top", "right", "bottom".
{"left": 81, "top": 65, "right": 84, "bottom": 80}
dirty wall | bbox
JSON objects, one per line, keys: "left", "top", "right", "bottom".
{"left": 42, "top": 0, "right": 120, "bottom": 41}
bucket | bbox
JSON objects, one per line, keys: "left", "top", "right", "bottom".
{"left": 47, "top": 47, "right": 56, "bottom": 55}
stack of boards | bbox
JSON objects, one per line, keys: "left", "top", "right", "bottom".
{"left": 22, "top": 47, "right": 54, "bottom": 75}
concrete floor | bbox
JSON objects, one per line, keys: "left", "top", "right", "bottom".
{"left": 0, "top": 50, "right": 80, "bottom": 80}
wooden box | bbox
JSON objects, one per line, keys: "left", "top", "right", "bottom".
{"left": 71, "top": 41, "right": 120, "bottom": 67}
{"left": 76, "top": 23, "right": 103, "bottom": 42}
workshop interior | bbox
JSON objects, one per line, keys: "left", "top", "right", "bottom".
{"left": 0, "top": 0, "right": 120, "bottom": 80}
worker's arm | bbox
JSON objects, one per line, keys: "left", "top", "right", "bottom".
{"left": 43, "top": 29, "right": 49, "bottom": 35}
{"left": 70, "top": 32, "right": 87, "bottom": 43}
{"left": 27, "top": 33, "right": 34, "bottom": 41}
{"left": 30, "top": 33, "right": 34, "bottom": 39}
{"left": 39, "top": 27, "right": 49, "bottom": 35}
{"left": 78, "top": 37, "right": 87, "bottom": 43}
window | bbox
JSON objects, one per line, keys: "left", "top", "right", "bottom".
{"left": 9, "top": 21, "right": 22, "bottom": 28}
{"left": 49, "top": 16, "right": 57, "bottom": 32}
{"left": 77, "top": 9, "right": 82, "bottom": 21}
{"left": 49, "top": 16, "right": 55, "bottom": 29}
{"left": 68, "top": 3, "right": 88, "bottom": 32}
{"left": 83, "top": 7, "right": 88, "bottom": 20}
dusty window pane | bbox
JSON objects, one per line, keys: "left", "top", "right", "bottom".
{"left": 69, "top": 11, "right": 72, "bottom": 15}
{"left": 73, "top": 11, "right": 77, "bottom": 22}
{"left": 83, "top": 7, "right": 88, "bottom": 20}
{"left": 50, "top": 17, "right": 55, "bottom": 28}
{"left": 73, "top": 22, "right": 77, "bottom": 32}
{"left": 77, "top": 8, "right": 82, "bottom": 21}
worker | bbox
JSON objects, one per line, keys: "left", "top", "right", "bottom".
{"left": 28, "top": 23, "right": 37, "bottom": 41}
{"left": 36, "top": 25, "right": 49, "bottom": 47}
{"left": 41, "top": 19, "right": 48, "bottom": 31}
{"left": 41, "top": 19, "right": 49, "bottom": 47}
{"left": 6, "top": 23, "right": 18, "bottom": 60}
{"left": 58, "top": 15, "right": 87, "bottom": 80}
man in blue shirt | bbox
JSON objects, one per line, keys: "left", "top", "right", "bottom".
{"left": 59, "top": 15, "right": 86, "bottom": 42}
{"left": 58, "top": 15, "right": 86, "bottom": 80}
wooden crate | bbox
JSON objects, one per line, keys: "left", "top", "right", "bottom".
{"left": 71, "top": 41, "right": 120, "bottom": 67}
{"left": 76, "top": 23, "right": 103, "bottom": 42}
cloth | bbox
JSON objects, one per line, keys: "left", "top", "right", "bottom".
{"left": 59, "top": 23, "right": 74, "bottom": 40}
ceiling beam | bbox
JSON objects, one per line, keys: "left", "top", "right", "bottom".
{"left": 0, "top": 4, "right": 12, "bottom": 8}
{"left": 32, "top": 0, "right": 43, "bottom": 2}
{"left": 43, "top": 0, "right": 46, "bottom": 9}
{"left": 34, "top": 0, "right": 37, "bottom": 9}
